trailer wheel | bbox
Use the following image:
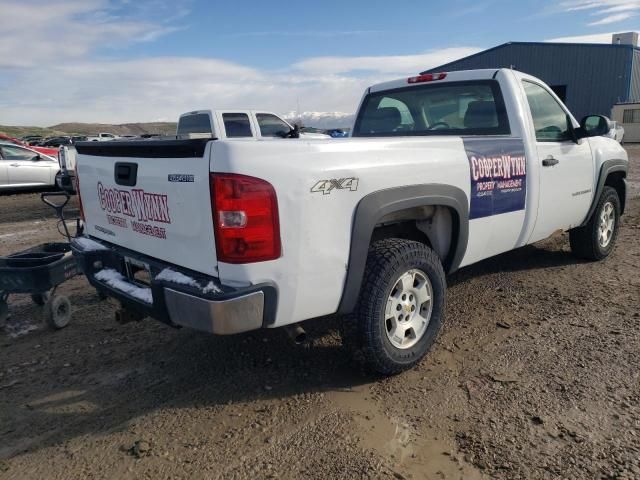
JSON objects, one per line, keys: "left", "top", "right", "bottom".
{"left": 44, "top": 295, "right": 71, "bottom": 330}
{"left": 31, "top": 292, "right": 51, "bottom": 306}
{"left": 0, "top": 300, "right": 8, "bottom": 329}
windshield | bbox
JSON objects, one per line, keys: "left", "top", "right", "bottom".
{"left": 353, "top": 80, "right": 510, "bottom": 137}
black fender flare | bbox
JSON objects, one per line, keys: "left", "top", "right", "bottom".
{"left": 336, "top": 184, "right": 469, "bottom": 315}
{"left": 581, "top": 159, "right": 627, "bottom": 226}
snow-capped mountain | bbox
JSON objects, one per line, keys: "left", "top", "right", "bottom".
{"left": 281, "top": 111, "right": 354, "bottom": 129}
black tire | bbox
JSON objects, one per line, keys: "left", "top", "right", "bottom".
{"left": 31, "top": 292, "right": 50, "bottom": 306}
{"left": 44, "top": 295, "right": 72, "bottom": 330}
{"left": 342, "top": 239, "right": 446, "bottom": 375}
{"left": 570, "top": 186, "right": 621, "bottom": 260}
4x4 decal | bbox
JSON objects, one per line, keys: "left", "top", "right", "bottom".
{"left": 311, "top": 177, "right": 359, "bottom": 195}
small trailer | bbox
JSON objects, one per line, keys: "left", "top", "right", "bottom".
{"left": 0, "top": 193, "right": 79, "bottom": 330}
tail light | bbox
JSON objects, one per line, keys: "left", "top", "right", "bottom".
{"left": 408, "top": 72, "right": 447, "bottom": 84}
{"left": 74, "top": 166, "right": 85, "bottom": 221}
{"left": 210, "top": 173, "right": 281, "bottom": 263}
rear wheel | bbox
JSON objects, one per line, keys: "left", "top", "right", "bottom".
{"left": 570, "top": 186, "right": 621, "bottom": 260}
{"left": 342, "top": 239, "right": 446, "bottom": 375}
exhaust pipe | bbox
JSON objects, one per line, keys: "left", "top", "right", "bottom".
{"left": 115, "top": 307, "right": 145, "bottom": 324}
{"left": 284, "top": 324, "right": 307, "bottom": 345}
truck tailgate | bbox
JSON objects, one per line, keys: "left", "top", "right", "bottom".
{"left": 75, "top": 139, "right": 218, "bottom": 276}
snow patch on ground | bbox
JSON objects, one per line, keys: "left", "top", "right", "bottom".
{"left": 155, "top": 268, "right": 199, "bottom": 288}
{"left": 95, "top": 268, "right": 152, "bottom": 304}
{"left": 74, "top": 236, "right": 108, "bottom": 252}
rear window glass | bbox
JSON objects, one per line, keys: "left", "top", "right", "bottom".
{"left": 177, "top": 113, "right": 213, "bottom": 135}
{"left": 222, "top": 113, "right": 253, "bottom": 138}
{"left": 353, "top": 80, "right": 510, "bottom": 137}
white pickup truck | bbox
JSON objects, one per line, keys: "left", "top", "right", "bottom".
{"left": 70, "top": 69, "right": 628, "bottom": 375}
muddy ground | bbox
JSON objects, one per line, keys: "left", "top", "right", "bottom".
{"left": 1, "top": 147, "right": 639, "bottom": 480}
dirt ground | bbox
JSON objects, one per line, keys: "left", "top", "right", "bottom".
{"left": 1, "top": 148, "right": 639, "bottom": 480}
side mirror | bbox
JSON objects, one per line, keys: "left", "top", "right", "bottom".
{"left": 579, "top": 115, "right": 612, "bottom": 138}
{"left": 31, "top": 154, "right": 41, "bottom": 161}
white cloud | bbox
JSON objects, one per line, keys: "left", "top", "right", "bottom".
{"left": 588, "top": 12, "right": 636, "bottom": 24}
{"left": 560, "top": 0, "right": 640, "bottom": 25}
{"left": 0, "top": 0, "right": 187, "bottom": 68}
{"left": 2, "top": 47, "right": 477, "bottom": 126}
{"left": 292, "top": 48, "right": 480, "bottom": 75}
{"left": 548, "top": 31, "right": 624, "bottom": 42}
{"left": 0, "top": 1, "right": 479, "bottom": 127}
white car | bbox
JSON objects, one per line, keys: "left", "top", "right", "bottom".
{"left": 86, "top": 133, "right": 119, "bottom": 142}
{"left": 0, "top": 142, "right": 59, "bottom": 189}
{"left": 71, "top": 68, "right": 628, "bottom": 375}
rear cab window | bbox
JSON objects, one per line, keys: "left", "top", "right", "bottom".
{"left": 352, "top": 80, "right": 510, "bottom": 137}
{"left": 222, "top": 113, "right": 253, "bottom": 138}
{"left": 177, "top": 113, "right": 214, "bottom": 136}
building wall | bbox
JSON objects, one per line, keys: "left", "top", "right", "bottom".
{"left": 427, "top": 43, "right": 634, "bottom": 121}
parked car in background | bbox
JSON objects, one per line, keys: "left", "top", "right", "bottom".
{"left": 327, "top": 128, "right": 350, "bottom": 138}
{"left": 86, "top": 133, "right": 118, "bottom": 141}
{"left": 40, "top": 136, "right": 73, "bottom": 147}
{"left": 20, "top": 135, "right": 43, "bottom": 144}
{"left": 0, "top": 133, "right": 59, "bottom": 157}
{"left": 0, "top": 142, "right": 59, "bottom": 190}
{"left": 606, "top": 121, "right": 625, "bottom": 143}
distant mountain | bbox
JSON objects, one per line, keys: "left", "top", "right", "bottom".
{"left": 282, "top": 111, "right": 354, "bottom": 130}
{"left": 0, "top": 122, "right": 177, "bottom": 138}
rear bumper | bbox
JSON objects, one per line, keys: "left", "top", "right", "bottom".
{"left": 71, "top": 237, "right": 277, "bottom": 335}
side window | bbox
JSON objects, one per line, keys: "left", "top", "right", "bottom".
{"left": 522, "top": 81, "right": 571, "bottom": 142}
{"left": 256, "top": 113, "right": 291, "bottom": 137}
{"left": 0, "top": 146, "right": 36, "bottom": 160}
{"left": 222, "top": 113, "right": 253, "bottom": 138}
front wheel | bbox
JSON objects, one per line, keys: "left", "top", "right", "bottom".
{"left": 342, "top": 239, "right": 446, "bottom": 375}
{"left": 570, "top": 186, "right": 621, "bottom": 260}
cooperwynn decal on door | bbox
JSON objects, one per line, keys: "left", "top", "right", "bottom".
{"left": 462, "top": 138, "right": 527, "bottom": 219}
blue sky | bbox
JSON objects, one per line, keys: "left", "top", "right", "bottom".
{"left": 1, "top": 0, "right": 638, "bottom": 126}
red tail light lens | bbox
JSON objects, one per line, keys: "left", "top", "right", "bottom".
{"left": 210, "top": 173, "right": 281, "bottom": 263}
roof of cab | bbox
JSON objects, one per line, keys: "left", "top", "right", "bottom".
{"left": 367, "top": 68, "right": 505, "bottom": 93}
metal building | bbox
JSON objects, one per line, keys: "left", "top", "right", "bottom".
{"left": 426, "top": 32, "right": 640, "bottom": 121}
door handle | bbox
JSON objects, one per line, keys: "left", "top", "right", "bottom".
{"left": 9, "top": 163, "right": 20, "bottom": 167}
{"left": 542, "top": 156, "right": 559, "bottom": 167}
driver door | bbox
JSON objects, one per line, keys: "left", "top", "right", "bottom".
{"left": 523, "top": 81, "right": 594, "bottom": 243}
{"left": 1, "top": 145, "right": 53, "bottom": 187}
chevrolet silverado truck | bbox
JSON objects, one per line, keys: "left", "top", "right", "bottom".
{"left": 70, "top": 69, "right": 628, "bottom": 375}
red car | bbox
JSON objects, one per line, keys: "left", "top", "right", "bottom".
{"left": 0, "top": 134, "right": 59, "bottom": 157}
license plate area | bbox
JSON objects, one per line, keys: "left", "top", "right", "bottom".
{"left": 124, "top": 256, "right": 151, "bottom": 287}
